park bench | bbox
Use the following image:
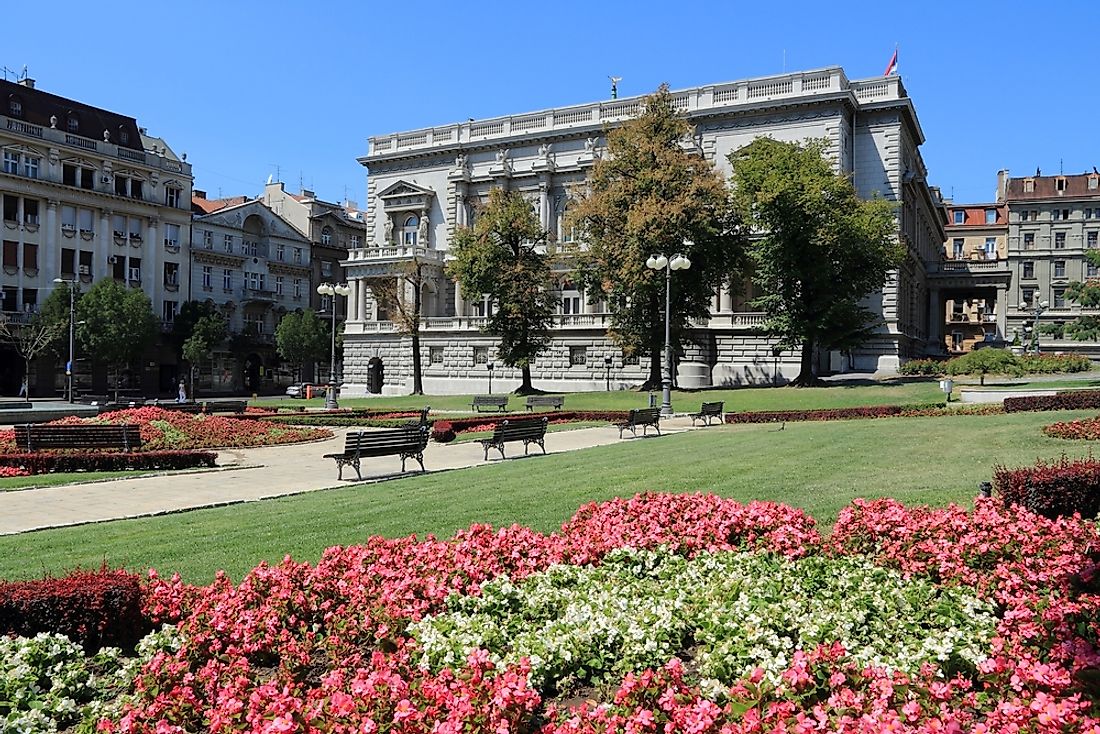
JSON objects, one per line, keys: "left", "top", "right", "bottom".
{"left": 614, "top": 407, "right": 662, "bottom": 439}
{"left": 323, "top": 425, "right": 429, "bottom": 480}
{"left": 14, "top": 423, "right": 143, "bottom": 452}
{"left": 689, "top": 401, "right": 725, "bottom": 427}
{"left": 525, "top": 395, "right": 564, "bottom": 411}
{"left": 470, "top": 395, "right": 509, "bottom": 413}
{"left": 478, "top": 417, "right": 548, "bottom": 461}
{"left": 403, "top": 407, "right": 431, "bottom": 426}
{"left": 204, "top": 400, "right": 248, "bottom": 414}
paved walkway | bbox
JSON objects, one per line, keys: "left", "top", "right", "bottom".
{"left": 0, "top": 418, "right": 699, "bottom": 535}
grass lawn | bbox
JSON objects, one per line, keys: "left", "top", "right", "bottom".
{"left": 259, "top": 380, "right": 946, "bottom": 414}
{"left": 450, "top": 420, "right": 607, "bottom": 444}
{"left": 963, "top": 377, "right": 1100, "bottom": 391}
{"left": 0, "top": 470, "right": 158, "bottom": 491}
{"left": 0, "top": 408, "right": 1092, "bottom": 583}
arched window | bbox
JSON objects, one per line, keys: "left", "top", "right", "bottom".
{"left": 558, "top": 204, "right": 575, "bottom": 243}
{"left": 402, "top": 215, "right": 419, "bottom": 246}
{"left": 321, "top": 226, "right": 333, "bottom": 246}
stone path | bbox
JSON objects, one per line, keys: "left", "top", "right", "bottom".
{"left": 0, "top": 418, "right": 699, "bottom": 535}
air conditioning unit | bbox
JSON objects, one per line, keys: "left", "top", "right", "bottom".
{"left": 108, "top": 255, "right": 118, "bottom": 265}
{"left": 78, "top": 264, "right": 91, "bottom": 275}
{"left": 101, "top": 175, "right": 111, "bottom": 184}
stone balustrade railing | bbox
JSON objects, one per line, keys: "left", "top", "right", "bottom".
{"left": 347, "top": 311, "right": 770, "bottom": 334}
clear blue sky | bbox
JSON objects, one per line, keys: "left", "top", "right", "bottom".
{"left": 5, "top": 0, "right": 1097, "bottom": 206}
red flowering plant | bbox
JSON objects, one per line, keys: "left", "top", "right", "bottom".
{"left": 92, "top": 494, "right": 1100, "bottom": 733}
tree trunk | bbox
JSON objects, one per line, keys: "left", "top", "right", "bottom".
{"left": 789, "top": 340, "right": 822, "bottom": 387}
{"left": 520, "top": 364, "right": 533, "bottom": 393}
{"left": 643, "top": 295, "right": 663, "bottom": 389}
{"left": 190, "top": 363, "right": 196, "bottom": 401}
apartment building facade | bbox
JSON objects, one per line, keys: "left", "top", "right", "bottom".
{"left": 1001, "top": 171, "right": 1100, "bottom": 342}
{"left": 0, "top": 77, "right": 193, "bottom": 395}
{"left": 190, "top": 193, "right": 312, "bottom": 392}
{"left": 343, "top": 67, "right": 945, "bottom": 395}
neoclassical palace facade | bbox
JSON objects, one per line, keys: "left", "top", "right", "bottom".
{"left": 342, "top": 67, "right": 946, "bottom": 395}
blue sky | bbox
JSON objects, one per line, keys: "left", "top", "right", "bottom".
{"left": 5, "top": 0, "right": 1097, "bottom": 206}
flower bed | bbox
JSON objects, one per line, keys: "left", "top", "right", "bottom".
{"left": 1005, "top": 389, "right": 1100, "bottom": 413}
{"left": 34, "top": 493, "right": 1087, "bottom": 733}
{"left": 0, "top": 449, "right": 217, "bottom": 475}
{"left": 0, "top": 465, "right": 29, "bottom": 478}
{"left": 0, "top": 407, "right": 332, "bottom": 452}
{"left": 724, "top": 402, "right": 1002, "bottom": 424}
{"left": 244, "top": 408, "right": 426, "bottom": 428}
{"left": 1044, "top": 415, "right": 1100, "bottom": 441}
{"left": 994, "top": 455, "right": 1100, "bottom": 519}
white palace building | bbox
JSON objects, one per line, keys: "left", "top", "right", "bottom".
{"left": 341, "top": 67, "right": 946, "bottom": 395}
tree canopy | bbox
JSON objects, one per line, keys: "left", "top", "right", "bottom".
{"left": 75, "top": 279, "right": 156, "bottom": 392}
{"left": 728, "top": 137, "right": 900, "bottom": 385}
{"left": 569, "top": 85, "right": 744, "bottom": 386}
{"left": 447, "top": 187, "right": 558, "bottom": 393}
{"left": 366, "top": 258, "right": 429, "bottom": 394}
{"left": 181, "top": 312, "right": 228, "bottom": 397}
{"left": 275, "top": 309, "right": 330, "bottom": 380}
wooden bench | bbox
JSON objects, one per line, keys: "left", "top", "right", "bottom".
{"left": 478, "top": 417, "right": 548, "bottom": 461}
{"left": 614, "top": 407, "right": 662, "bottom": 439}
{"left": 403, "top": 407, "right": 431, "bottom": 426}
{"left": 689, "top": 401, "right": 724, "bottom": 427}
{"left": 470, "top": 395, "right": 509, "bottom": 413}
{"left": 323, "top": 425, "right": 429, "bottom": 480}
{"left": 204, "top": 400, "right": 248, "bottom": 414}
{"left": 525, "top": 395, "right": 564, "bottom": 411}
{"left": 14, "top": 423, "right": 142, "bottom": 452}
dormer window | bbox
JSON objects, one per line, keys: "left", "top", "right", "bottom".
{"left": 1090, "top": 176, "right": 1099, "bottom": 191}
{"left": 953, "top": 210, "right": 964, "bottom": 225}
{"left": 1056, "top": 177, "right": 1067, "bottom": 193}
{"left": 8, "top": 96, "right": 22, "bottom": 117}
{"left": 1023, "top": 178, "right": 1034, "bottom": 193}
{"left": 66, "top": 114, "right": 79, "bottom": 133}
{"left": 118, "top": 127, "right": 129, "bottom": 145}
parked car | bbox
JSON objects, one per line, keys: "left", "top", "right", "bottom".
{"left": 285, "top": 383, "right": 327, "bottom": 399}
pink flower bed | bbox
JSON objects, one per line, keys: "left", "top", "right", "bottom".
{"left": 0, "top": 407, "right": 331, "bottom": 452}
{"left": 0, "top": 465, "right": 29, "bottom": 478}
{"left": 101, "top": 494, "right": 1100, "bottom": 733}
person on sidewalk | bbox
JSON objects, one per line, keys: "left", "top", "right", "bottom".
{"left": 177, "top": 380, "right": 187, "bottom": 403}
{"left": 18, "top": 376, "right": 28, "bottom": 399}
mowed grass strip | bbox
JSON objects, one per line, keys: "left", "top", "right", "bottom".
{"left": 0, "top": 471, "right": 160, "bottom": 492}
{"left": 259, "top": 380, "right": 945, "bottom": 414}
{"left": 0, "top": 409, "right": 1091, "bottom": 583}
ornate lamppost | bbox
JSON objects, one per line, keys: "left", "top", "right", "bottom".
{"left": 645, "top": 246, "right": 692, "bottom": 416}
{"left": 316, "top": 282, "right": 351, "bottom": 409}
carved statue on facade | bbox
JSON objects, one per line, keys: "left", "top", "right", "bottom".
{"left": 419, "top": 213, "right": 430, "bottom": 244}
{"left": 454, "top": 151, "right": 468, "bottom": 170}
{"left": 538, "top": 142, "right": 551, "bottom": 159}
{"left": 383, "top": 216, "right": 394, "bottom": 243}
{"left": 584, "top": 137, "right": 596, "bottom": 154}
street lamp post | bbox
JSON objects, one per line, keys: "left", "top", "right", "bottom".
{"left": 1018, "top": 298, "right": 1049, "bottom": 354}
{"left": 603, "top": 355, "right": 612, "bottom": 392}
{"left": 316, "top": 282, "right": 351, "bottom": 410}
{"left": 645, "top": 245, "right": 692, "bottom": 416}
{"left": 487, "top": 361, "right": 494, "bottom": 394}
{"left": 53, "top": 278, "right": 76, "bottom": 402}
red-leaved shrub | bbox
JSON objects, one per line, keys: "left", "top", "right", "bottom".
{"left": 0, "top": 566, "right": 146, "bottom": 652}
{"left": 0, "top": 465, "right": 29, "bottom": 477}
{"left": 993, "top": 456, "right": 1100, "bottom": 519}
{"left": 0, "top": 450, "right": 217, "bottom": 475}
{"left": 1004, "top": 390, "right": 1100, "bottom": 413}
{"left": 431, "top": 420, "right": 456, "bottom": 443}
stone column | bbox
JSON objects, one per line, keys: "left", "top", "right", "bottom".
{"left": 538, "top": 177, "right": 551, "bottom": 230}
{"left": 453, "top": 280, "right": 465, "bottom": 317}
{"left": 719, "top": 282, "right": 733, "bottom": 313}
{"left": 995, "top": 285, "right": 1008, "bottom": 338}
{"left": 455, "top": 182, "right": 468, "bottom": 228}
{"left": 927, "top": 287, "right": 942, "bottom": 351}
{"left": 100, "top": 210, "right": 112, "bottom": 282}
{"left": 45, "top": 200, "right": 58, "bottom": 280}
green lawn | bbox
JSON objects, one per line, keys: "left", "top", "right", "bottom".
{"left": 260, "top": 380, "right": 945, "bottom": 414}
{"left": 0, "top": 408, "right": 1092, "bottom": 583}
{"left": 963, "top": 377, "right": 1100, "bottom": 391}
{"left": 0, "top": 471, "right": 158, "bottom": 491}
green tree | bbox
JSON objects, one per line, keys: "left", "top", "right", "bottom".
{"left": 75, "top": 279, "right": 156, "bottom": 399}
{"left": 0, "top": 313, "right": 66, "bottom": 394}
{"left": 365, "top": 257, "right": 428, "bottom": 394}
{"left": 728, "top": 138, "right": 900, "bottom": 386}
{"left": 275, "top": 309, "right": 330, "bottom": 381}
{"left": 945, "top": 348, "right": 1022, "bottom": 385}
{"left": 1056, "top": 251, "right": 1100, "bottom": 342}
{"left": 448, "top": 188, "right": 558, "bottom": 393}
{"left": 569, "top": 85, "right": 745, "bottom": 387}
{"left": 181, "top": 313, "right": 228, "bottom": 399}
{"left": 37, "top": 282, "right": 83, "bottom": 359}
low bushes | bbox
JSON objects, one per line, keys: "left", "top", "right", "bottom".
{"left": 0, "top": 466, "right": 29, "bottom": 478}
{"left": 431, "top": 420, "right": 456, "bottom": 443}
{"left": 723, "top": 403, "right": 1004, "bottom": 424}
{"left": 1019, "top": 352, "right": 1093, "bottom": 373}
{"left": 993, "top": 456, "right": 1100, "bottom": 519}
{"left": 899, "top": 351, "right": 1092, "bottom": 379}
{"left": 0, "top": 450, "right": 217, "bottom": 475}
{"left": 444, "top": 410, "right": 628, "bottom": 434}
{"left": 0, "top": 567, "right": 146, "bottom": 652}
{"left": 898, "top": 357, "right": 945, "bottom": 376}
{"left": 1003, "top": 390, "right": 1100, "bottom": 412}
{"left": 1044, "top": 415, "right": 1100, "bottom": 441}
{"left": 254, "top": 409, "right": 424, "bottom": 428}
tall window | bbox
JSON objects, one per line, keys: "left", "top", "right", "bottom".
{"left": 1054, "top": 288, "right": 1066, "bottom": 308}
{"left": 201, "top": 265, "right": 212, "bottom": 290}
{"left": 164, "top": 223, "right": 181, "bottom": 248}
{"left": 222, "top": 269, "right": 232, "bottom": 290}
{"left": 1022, "top": 261, "right": 1034, "bottom": 279}
{"left": 402, "top": 215, "right": 419, "bottom": 246}
{"left": 293, "top": 247, "right": 302, "bottom": 264}
{"left": 1055, "top": 232, "right": 1066, "bottom": 249}
{"left": 952, "top": 238, "right": 964, "bottom": 258}
{"left": 276, "top": 243, "right": 284, "bottom": 261}
{"left": 984, "top": 237, "right": 997, "bottom": 258}
{"left": 1054, "top": 260, "right": 1066, "bottom": 278}
{"left": 163, "top": 262, "right": 179, "bottom": 286}
{"left": 985, "top": 208, "right": 996, "bottom": 224}
{"left": 321, "top": 226, "right": 333, "bottom": 245}
{"left": 1023, "top": 233, "right": 1035, "bottom": 249}
{"left": 202, "top": 230, "right": 213, "bottom": 249}
{"left": 350, "top": 235, "right": 360, "bottom": 248}
{"left": 293, "top": 278, "right": 302, "bottom": 299}
{"left": 164, "top": 186, "right": 181, "bottom": 208}
{"left": 1021, "top": 288, "right": 1035, "bottom": 305}
{"left": 2, "top": 151, "right": 18, "bottom": 174}
{"left": 1089, "top": 231, "right": 1099, "bottom": 249}
{"left": 224, "top": 234, "right": 233, "bottom": 253}
{"left": 1088, "top": 261, "right": 1099, "bottom": 278}
{"left": 275, "top": 276, "right": 284, "bottom": 296}
{"left": 162, "top": 300, "right": 178, "bottom": 323}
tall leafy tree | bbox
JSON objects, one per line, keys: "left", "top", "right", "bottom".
{"left": 1051, "top": 250, "right": 1100, "bottom": 342}
{"left": 275, "top": 309, "right": 330, "bottom": 381}
{"left": 75, "top": 279, "right": 157, "bottom": 398}
{"left": 448, "top": 188, "right": 558, "bottom": 393}
{"left": 0, "top": 313, "right": 66, "bottom": 394}
{"left": 365, "top": 257, "right": 428, "bottom": 394}
{"left": 728, "top": 138, "right": 900, "bottom": 386}
{"left": 181, "top": 313, "right": 228, "bottom": 398}
{"left": 569, "top": 85, "right": 744, "bottom": 387}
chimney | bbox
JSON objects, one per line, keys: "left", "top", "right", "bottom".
{"left": 995, "top": 169, "right": 1009, "bottom": 203}
{"left": 18, "top": 78, "right": 35, "bottom": 89}
{"left": 194, "top": 189, "right": 207, "bottom": 200}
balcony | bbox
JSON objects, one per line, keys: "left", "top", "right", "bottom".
{"left": 349, "top": 310, "right": 771, "bottom": 335}
{"left": 241, "top": 285, "right": 277, "bottom": 303}
{"left": 344, "top": 245, "right": 446, "bottom": 265}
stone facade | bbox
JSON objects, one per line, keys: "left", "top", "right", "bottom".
{"left": 344, "top": 67, "right": 945, "bottom": 395}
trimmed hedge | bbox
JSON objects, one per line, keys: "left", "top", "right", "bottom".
{"left": 443, "top": 411, "right": 629, "bottom": 434}
{"left": 1003, "top": 390, "right": 1100, "bottom": 413}
{"left": 0, "top": 567, "right": 146, "bottom": 652}
{"left": 0, "top": 450, "right": 217, "bottom": 475}
{"left": 993, "top": 456, "right": 1100, "bottom": 520}
{"left": 724, "top": 403, "right": 1004, "bottom": 424}
{"left": 253, "top": 410, "right": 424, "bottom": 428}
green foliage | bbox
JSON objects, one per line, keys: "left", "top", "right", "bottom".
{"left": 181, "top": 313, "right": 228, "bottom": 389}
{"left": 569, "top": 85, "right": 745, "bottom": 383}
{"left": 945, "top": 348, "right": 1023, "bottom": 384}
{"left": 728, "top": 138, "right": 900, "bottom": 384}
{"left": 447, "top": 188, "right": 558, "bottom": 391}
{"left": 275, "top": 309, "right": 330, "bottom": 377}
{"left": 35, "top": 282, "right": 81, "bottom": 357}
{"left": 412, "top": 547, "right": 995, "bottom": 693}
{"left": 898, "top": 358, "right": 946, "bottom": 376}
{"left": 75, "top": 279, "right": 156, "bottom": 378}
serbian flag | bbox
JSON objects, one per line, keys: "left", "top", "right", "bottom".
{"left": 883, "top": 48, "right": 898, "bottom": 76}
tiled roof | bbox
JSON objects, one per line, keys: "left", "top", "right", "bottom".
{"left": 1006, "top": 173, "right": 1100, "bottom": 201}
{"left": 945, "top": 204, "right": 1007, "bottom": 227}
{"left": 192, "top": 195, "right": 250, "bottom": 215}
{"left": 1, "top": 78, "right": 144, "bottom": 151}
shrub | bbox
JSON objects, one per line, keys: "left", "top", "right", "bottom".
{"left": 898, "top": 358, "right": 946, "bottom": 376}
{"left": 1018, "top": 352, "right": 1092, "bottom": 374}
{"left": 724, "top": 403, "right": 940, "bottom": 424}
{"left": 0, "top": 567, "right": 146, "bottom": 652}
{"left": 944, "top": 348, "right": 1023, "bottom": 385}
{"left": 0, "top": 465, "right": 29, "bottom": 478}
{"left": 993, "top": 456, "right": 1100, "bottom": 519}
{"left": 1043, "top": 415, "right": 1100, "bottom": 441}
{"left": 1003, "top": 390, "right": 1100, "bottom": 412}
{"left": 431, "top": 420, "right": 456, "bottom": 443}
{"left": 0, "top": 450, "right": 217, "bottom": 475}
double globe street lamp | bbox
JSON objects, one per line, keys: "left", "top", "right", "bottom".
{"left": 645, "top": 246, "right": 692, "bottom": 416}
{"left": 316, "top": 282, "right": 351, "bottom": 409}
{"left": 52, "top": 277, "right": 78, "bottom": 403}
{"left": 1018, "top": 297, "right": 1049, "bottom": 355}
